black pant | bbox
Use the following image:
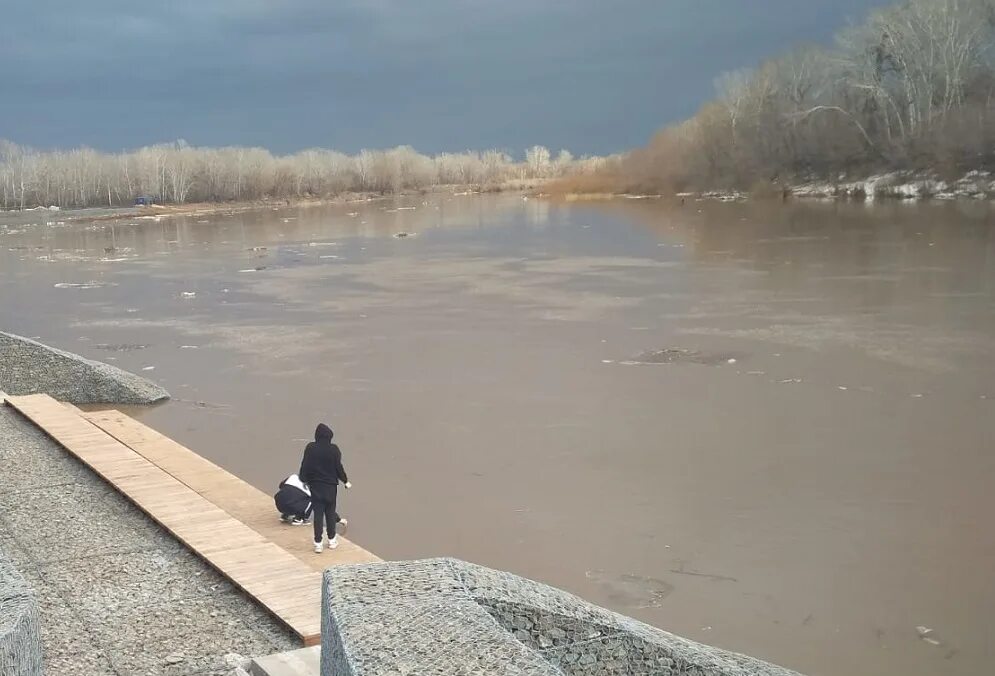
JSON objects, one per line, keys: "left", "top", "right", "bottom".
{"left": 312, "top": 485, "right": 339, "bottom": 543}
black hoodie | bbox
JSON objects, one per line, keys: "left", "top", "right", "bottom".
{"left": 299, "top": 423, "right": 348, "bottom": 501}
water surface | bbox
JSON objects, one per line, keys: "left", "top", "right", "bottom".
{"left": 2, "top": 195, "right": 993, "bottom": 675}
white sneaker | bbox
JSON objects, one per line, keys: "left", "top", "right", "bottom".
{"left": 338, "top": 517, "right": 348, "bottom": 530}
{"left": 328, "top": 536, "right": 339, "bottom": 550}
{"left": 313, "top": 541, "right": 323, "bottom": 554}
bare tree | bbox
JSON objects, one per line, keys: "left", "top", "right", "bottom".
{"left": 0, "top": 138, "right": 590, "bottom": 209}
{"left": 525, "top": 146, "right": 552, "bottom": 178}
{"left": 608, "top": 0, "right": 995, "bottom": 192}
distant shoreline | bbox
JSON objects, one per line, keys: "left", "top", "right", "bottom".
{"left": 0, "top": 181, "right": 549, "bottom": 227}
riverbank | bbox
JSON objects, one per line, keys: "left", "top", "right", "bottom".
{"left": 0, "top": 332, "right": 168, "bottom": 405}
{"left": 0, "top": 180, "right": 550, "bottom": 230}
{"left": 549, "top": 169, "right": 995, "bottom": 204}
{"left": 0, "top": 194, "right": 391, "bottom": 230}
{"left": 0, "top": 405, "right": 297, "bottom": 675}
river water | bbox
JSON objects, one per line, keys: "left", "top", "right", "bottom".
{"left": 1, "top": 195, "right": 993, "bottom": 675}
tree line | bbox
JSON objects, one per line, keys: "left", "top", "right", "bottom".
{"left": 0, "top": 141, "right": 610, "bottom": 210}
{"left": 607, "top": 0, "right": 995, "bottom": 193}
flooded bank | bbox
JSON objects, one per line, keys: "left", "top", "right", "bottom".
{"left": 1, "top": 195, "right": 993, "bottom": 676}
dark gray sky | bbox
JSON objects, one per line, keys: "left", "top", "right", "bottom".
{"left": 2, "top": 0, "right": 888, "bottom": 157}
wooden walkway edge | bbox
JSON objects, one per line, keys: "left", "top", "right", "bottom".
{"left": 4, "top": 394, "right": 328, "bottom": 645}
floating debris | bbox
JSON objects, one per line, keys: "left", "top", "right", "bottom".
{"left": 179, "top": 345, "right": 199, "bottom": 349}
{"left": 584, "top": 570, "right": 673, "bottom": 609}
{"left": 394, "top": 232, "right": 415, "bottom": 238}
{"left": 181, "top": 291, "right": 197, "bottom": 298}
{"left": 916, "top": 626, "right": 942, "bottom": 646}
{"left": 94, "top": 344, "right": 148, "bottom": 352}
{"left": 141, "top": 366, "right": 155, "bottom": 371}
{"left": 628, "top": 348, "right": 743, "bottom": 366}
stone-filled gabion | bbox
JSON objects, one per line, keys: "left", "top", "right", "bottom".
{"left": 0, "top": 548, "right": 43, "bottom": 676}
{"left": 0, "top": 331, "right": 169, "bottom": 405}
{"left": 321, "top": 558, "right": 802, "bottom": 676}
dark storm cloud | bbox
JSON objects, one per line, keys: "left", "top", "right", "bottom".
{"left": 1, "top": 0, "right": 888, "bottom": 155}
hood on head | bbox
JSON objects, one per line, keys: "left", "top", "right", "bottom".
{"left": 314, "top": 423, "right": 334, "bottom": 441}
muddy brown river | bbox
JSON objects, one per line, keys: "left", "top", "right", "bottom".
{"left": 2, "top": 195, "right": 993, "bottom": 675}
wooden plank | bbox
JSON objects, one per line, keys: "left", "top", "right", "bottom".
{"left": 4, "top": 394, "right": 323, "bottom": 646}
{"left": 81, "top": 409, "right": 381, "bottom": 570}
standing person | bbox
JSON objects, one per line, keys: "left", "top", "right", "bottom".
{"left": 299, "top": 423, "right": 351, "bottom": 553}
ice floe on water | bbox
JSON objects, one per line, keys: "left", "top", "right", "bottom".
{"left": 53, "top": 281, "right": 117, "bottom": 289}
{"left": 621, "top": 348, "right": 745, "bottom": 366}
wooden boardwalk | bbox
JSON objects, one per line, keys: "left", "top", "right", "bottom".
{"left": 81, "top": 409, "right": 380, "bottom": 570}
{"left": 4, "top": 393, "right": 379, "bottom": 646}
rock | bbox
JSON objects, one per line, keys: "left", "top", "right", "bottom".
{"left": 223, "top": 652, "right": 250, "bottom": 669}
{"left": 0, "top": 331, "right": 169, "bottom": 405}
{"left": 165, "top": 654, "right": 185, "bottom": 664}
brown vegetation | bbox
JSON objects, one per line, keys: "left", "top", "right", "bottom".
{"left": 554, "top": 0, "right": 995, "bottom": 195}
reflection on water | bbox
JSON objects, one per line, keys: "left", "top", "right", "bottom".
{"left": 2, "top": 194, "right": 994, "bottom": 676}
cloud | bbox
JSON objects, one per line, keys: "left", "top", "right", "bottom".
{"left": 1, "top": 0, "right": 887, "bottom": 155}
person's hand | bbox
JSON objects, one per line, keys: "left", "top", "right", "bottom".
{"left": 344, "top": 481, "right": 353, "bottom": 489}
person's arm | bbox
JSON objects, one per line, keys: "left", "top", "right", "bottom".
{"left": 336, "top": 447, "right": 351, "bottom": 487}
{"left": 299, "top": 447, "right": 310, "bottom": 484}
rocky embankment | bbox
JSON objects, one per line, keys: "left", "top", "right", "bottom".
{"left": 791, "top": 170, "right": 995, "bottom": 201}
{"left": 0, "top": 332, "right": 168, "bottom": 405}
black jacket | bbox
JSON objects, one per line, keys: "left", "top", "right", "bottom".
{"left": 299, "top": 423, "right": 348, "bottom": 502}
{"left": 274, "top": 474, "right": 312, "bottom": 518}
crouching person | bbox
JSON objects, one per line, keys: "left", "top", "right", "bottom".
{"left": 274, "top": 473, "right": 312, "bottom": 526}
